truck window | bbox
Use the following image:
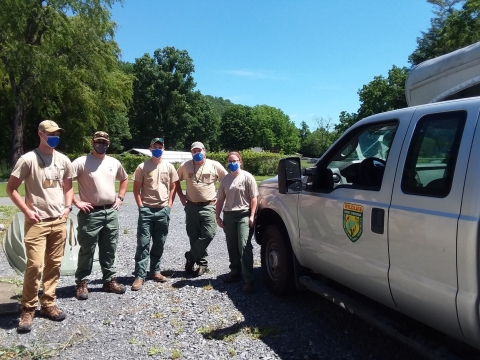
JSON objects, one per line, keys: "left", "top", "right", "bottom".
{"left": 401, "top": 111, "right": 467, "bottom": 197}
{"left": 314, "top": 122, "right": 398, "bottom": 191}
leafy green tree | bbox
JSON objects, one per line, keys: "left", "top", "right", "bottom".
{"left": 128, "top": 47, "right": 198, "bottom": 150}
{"left": 204, "top": 95, "right": 234, "bottom": 119}
{"left": 407, "top": 0, "right": 480, "bottom": 67}
{"left": 220, "top": 105, "right": 256, "bottom": 150}
{"left": 182, "top": 91, "right": 221, "bottom": 151}
{"left": 335, "top": 66, "right": 408, "bottom": 139}
{"left": 299, "top": 121, "right": 311, "bottom": 142}
{"left": 252, "top": 105, "right": 300, "bottom": 154}
{"left": 0, "top": 0, "right": 130, "bottom": 167}
{"left": 301, "top": 117, "right": 334, "bottom": 157}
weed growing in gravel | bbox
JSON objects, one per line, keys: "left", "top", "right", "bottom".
{"left": 171, "top": 319, "right": 183, "bottom": 335}
{"left": 203, "top": 282, "right": 213, "bottom": 290}
{"left": 123, "top": 228, "right": 129, "bottom": 234}
{"left": 129, "top": 338, "right": 145, "bottom": 346}
{"left": 151, "top": 312, "right": 163, "bottom": 319}
{"left": 103, "top": 319, "right": 111, "bottom": 325}
{"left": 207, "top": 305, "right": 221, "bottom": 313}
{"left": 148, "top": 347, "right": 164, "bottom": 356}
{"left": 171, "top": 307, "right": 180, "bottom": 313}
{"left": 244, "top": 326, "right": 282, "bottom": 339}
{"left": 171, "top": 348, "right": 181, "bottom": 359}
{"left": 229, "top": 348, "right": 236, "bottom": 357}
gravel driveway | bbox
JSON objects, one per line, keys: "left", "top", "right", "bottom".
{"left": 0, "top": 196, "right": 428, "bottom": 360}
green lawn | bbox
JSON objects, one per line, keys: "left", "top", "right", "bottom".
{"left": 0, "top": 175, "right": 275, "bottom": 198}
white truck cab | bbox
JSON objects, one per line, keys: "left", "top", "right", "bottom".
{"left": 255, "top": 43, "right": 480, "bottom": 351}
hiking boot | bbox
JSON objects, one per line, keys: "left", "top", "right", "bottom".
{"left": 102, "top": 277, "right": 126, "bottom": 294}
{"left": 131, "top": 278, "right": 144, "bottom": 291}
{"left": 76, "top": 280, "right": 89, "bottom": 300}
{"left": 195, "top": 266, "right": 208, "bottom": 277}
{"left": 243, "top": 281, "right": 255, "bottom": 294}
{"left": 17, "top": 307, "right": 36, "bottom": 333}
{"left": 151, "top": 273, "right": 168, "bottom": 283}
{"left": 185, "top": 252, "right": 194, "bottom": 275}
{"left": 223, "top": 272, "right": 242, "bottom": 283}
{"left": 40, "top": 304, "right": 66, "bottom": 321}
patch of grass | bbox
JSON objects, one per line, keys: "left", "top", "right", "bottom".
{"left": 148, "top": 347, "right": 164, "bottom": 356}
{"left": 129, "top": 338, "right": 144, "bottom": 346}
{"left": 244, "top": 326, "right": 282, "bottom": 340}
{"left": 171, "top": 348, "right": 181, "bottom": 359}
{"left": 229, "top": 348, "right": 236, "bottom": 357}
{"left": 151, "top": 312, "right": 163, "bottom": 319}
{"left": 0, "top": 206, "right": 19, "bottom": 243}
{"left": 202, "top": 282, "right": 213, "bottom": 290}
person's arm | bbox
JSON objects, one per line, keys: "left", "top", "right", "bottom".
{"left": 114, "top": 177, "right": 128, "bottom": 210}
{"left": 215, "top": 198, "right": 225, "bottom": 229}
{"left": 60, "top": 178, "right": 73, "bottom": 218}
{"left": 168, "top": 181, "right": 176, "bottom": 208}
{"left": 133, "top": 180, "right": 143, "bottom": 208}
{"left": 249, "top": 196, "right": 257, "bottom": 228}
{"left": 175, "top": 180, "right": 187, "bottom": 206}
{"left": 6, "top": 175, "right": 40, "bottom": 223}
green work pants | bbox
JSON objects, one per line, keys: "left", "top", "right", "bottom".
{"left": 134, "top": 206, "right": 171, "bottom": 280}
{"left": 222, "top": 210, "right": 254, "bottom": 282}
{"left": 75, "top": 208, "right": 119, "bottom": 284}
{"left": 185, "top": 203, "right": 216, "bottom": 267}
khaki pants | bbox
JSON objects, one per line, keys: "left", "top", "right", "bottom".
{"left": 22, "top": 217, "right": 67, "bottom": 309}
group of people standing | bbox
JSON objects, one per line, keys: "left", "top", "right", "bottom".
{"left": 6, "top": 120, "right": 259, "bottom": 334}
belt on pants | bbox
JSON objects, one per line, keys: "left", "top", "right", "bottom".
{"left": 187, "top": 200, "right": 216, "bottom": 206}
{"left": 40, "top": 217, "right": 61, "bottom": 222}
{"left": 92, "top": 204, "right": 114, "bottom": 210}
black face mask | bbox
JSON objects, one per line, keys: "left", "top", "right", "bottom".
{"left": 93, "top": 143, "right": 108, "bottom": 154}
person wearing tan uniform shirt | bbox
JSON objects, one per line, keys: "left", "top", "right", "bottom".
{"left": 71, "top": 131, "right": 128, "bottom": 300}
{"left": 131, "top": 138, "right": 178, "bottom": 291}
{"left": 216, "top": 151, "right": 258, "bottom": 293}
{"left": 7, "top": 120, "right": 73, "bottom": 333}
{"left": 175, "top": 141, "right": 227, "bottom": 276}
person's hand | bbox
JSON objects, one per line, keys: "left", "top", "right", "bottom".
{"left": 25, "top": 209, "right": 41, "bottom": 223}
{"left": 113, "top": 198, "right": 123, "bottom": 210}
{"left": 60, "top": 207, "right": 71, "bottom": 219}
{"left": 249, "top": 215, "right": 254, "bottom": 228}
{"left": 216, "top": 217, "right": 224, "bottom": 228}
{"left": 180, "top": 196, "right": 187, "bottom": 207}
{"left": 76, "top": 201, "right": 93, "bottom": 214}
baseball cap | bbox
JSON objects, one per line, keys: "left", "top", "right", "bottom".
{"left": 38, "top": 120, "right": 63, "bottom": 133}
{"left": 93, "top": 131, "right": 110, "bottom": 142}
{"left": 191, "top": 141, "right": 205, "bottom": 150}
{"left": 150, "top": 137, "right": 164, "bottom": 146}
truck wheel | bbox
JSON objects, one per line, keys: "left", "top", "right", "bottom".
{"left": 261, "top": 225, "right": 295, "bottom": 295}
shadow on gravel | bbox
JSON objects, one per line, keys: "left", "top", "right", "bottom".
{"left": 0, "top": 314, "right": 17, "bottom": 331}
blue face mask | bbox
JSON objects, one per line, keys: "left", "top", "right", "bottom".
{"left": 151, "top": 148, "right": 163, "bottom": 158}
{"left": 45, "top": 136, "right": 60, "bottom": 148}
{"left": 193, "top": 152, "right": 204, "bottom": 162}
{"left": 93, "top": 143, "right": 108, "bottom": 154}
{"left": 228, "top": 162, "right": 239, "bottom": 172}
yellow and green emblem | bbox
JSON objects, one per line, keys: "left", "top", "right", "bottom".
{"left": 343, "top": 203, "right": 363, "bottom": 242}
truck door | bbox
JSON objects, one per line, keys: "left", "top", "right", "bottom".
{"left": 389, "top": 103, "right": 478, "bottom": 340}
{"left": 297, "top": 111, "right": 413, "bottom": 309}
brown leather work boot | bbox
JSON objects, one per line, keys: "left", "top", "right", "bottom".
{"left": 17, "top": 307, "right": 36, "bottom": 333}
{"left": 102, "top": 277, "right": 126, "bottom": 294}
{"left": 131, "top": 278, "right": 144, "bottom": 291}
{"left": 76, "top": 280, "right": 88, "bottom": 300}
{"left": 40, "top": 304, "right": 66, "bottom": 321}
{"left": 151, "top": 273, "right": 168, "bottom": 283}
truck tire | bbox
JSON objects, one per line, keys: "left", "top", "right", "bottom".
{"left": 261, "top": 224, "right": 295, "bottom": 295}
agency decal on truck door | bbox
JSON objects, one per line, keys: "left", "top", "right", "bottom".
{"left": 343, "top": 203, "right": 363, "bottom": 242}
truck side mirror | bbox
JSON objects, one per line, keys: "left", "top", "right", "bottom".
{"left": 278, "top": 157, "right": 302, "bottom": 194}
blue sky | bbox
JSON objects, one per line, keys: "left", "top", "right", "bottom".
{"left": 110, "top": 0, "right": 434, "bottom": 130}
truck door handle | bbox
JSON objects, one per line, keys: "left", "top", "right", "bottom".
{"left": 371, "top": 208, "right": 384, "bottom": 234}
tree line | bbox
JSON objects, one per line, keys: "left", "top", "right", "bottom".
{"left": 1, "top": 0, "right": 479, "bottom": 169}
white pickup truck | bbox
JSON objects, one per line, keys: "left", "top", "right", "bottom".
{"left": 254, "top": 42, "right": 480, "bottom": 351}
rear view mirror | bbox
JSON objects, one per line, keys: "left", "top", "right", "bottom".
{"left": 278, "top": 157, "right": 302, "bottom": 194}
